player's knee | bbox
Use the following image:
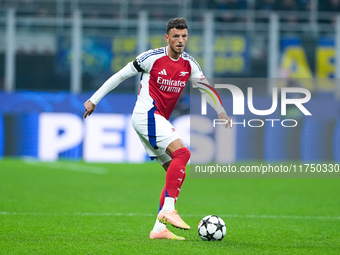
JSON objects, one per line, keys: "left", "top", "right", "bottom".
{"left": 171, "top": 147, "right": 191, "bottom": 164}
{"left": 181, "top": 147, "right": 191, "bottom": 163}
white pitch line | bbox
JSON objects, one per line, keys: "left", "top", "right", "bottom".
{"left": 22, "top": 159, "right": 107, "bottom": 175}
{"left": 0, "top": 212, "right": 154, "bottom": 217}
{"left": 0, "top": 212, "right": 339, "bottom": 220}
{"left": 183, "top": 213, "right": 340, "bottom": 221}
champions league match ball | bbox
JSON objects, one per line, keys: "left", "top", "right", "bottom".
{"left": 198, "top": 215, "right": 227, "bottom": 241}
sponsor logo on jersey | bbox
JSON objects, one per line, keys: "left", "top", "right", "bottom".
{"left": 157, "top": 77, "right": 186, "bottom": 87}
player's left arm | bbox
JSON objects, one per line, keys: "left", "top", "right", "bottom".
{"left": 195, "top": 80, "right": 231, "bottom": 128}
{"left": 189, "top": 60, "right": 231, "bottom": 128}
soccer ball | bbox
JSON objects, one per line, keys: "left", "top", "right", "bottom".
{"left": 197, "top": 215, "right": 226, "bottom": 241}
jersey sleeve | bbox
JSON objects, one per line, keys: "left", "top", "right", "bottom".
{"left": 188, "top": 56, "right": 204, "bottom": 81}
{"left": 189, "top": 57, "right": 226, "bottom": 115}
{"left": 132, "top": 49, "right": 159, "bottom": 73}
{"left": 89, "top": 61, "right": 138, "bottom": 105}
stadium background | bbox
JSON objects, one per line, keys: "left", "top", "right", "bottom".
{"left": 0, "top": 0, "right": 339, "bottom": 162}
{"left": 1, "top": 3, "right": 340, "bottom": 254}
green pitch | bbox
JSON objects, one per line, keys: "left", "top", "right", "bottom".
{"left": 0, "top": 159, "right": 339, "bottom": 254}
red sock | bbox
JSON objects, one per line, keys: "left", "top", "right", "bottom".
{"left": 176, "top": 172, "right": 186, "bottom": 200}
{"left": 159, "top": 168, "right": 187, "bottom": 212}
{"left": 165, "top": 147, "right": 190, "bottom": 198}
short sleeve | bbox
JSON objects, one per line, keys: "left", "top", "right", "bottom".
{"left": 189, "top": 57, "right": 207, "bottom": 88}
{"left": 133, "top": 58, "right": 144, "bottom": 72}
{"left": 133, "top": 48, "right": 163, "bottom": 73}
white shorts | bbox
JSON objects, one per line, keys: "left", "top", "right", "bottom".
{"left": 131, "top": 111, "right": 180, "bottom": 165}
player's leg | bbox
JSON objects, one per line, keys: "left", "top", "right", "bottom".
{"left": 151, "top": 156, "right": 170, "bottom": 235}
{"left": 158, "top": 159, "right": 186, "bottom": 209}
{"left": 154, "top": 157, "right": 186, "bottom": 230}
{"left": 150, "top": 155, "right": 185, "bottom": 240}
{"left": 158, "top": 160, "right": 171, "bottom": 211}
{"left": 157, "top": 138, "right": 191, "bottom": 230}
{"left": 176, "top": 170, "right": 186, "bottom": 200}
{"left": 152, "top": 148, "right": 188, "bottom": 237}
{"left": 132, "top": 113, "right": 189, "bottom": 218}
{"left": 131, "top": 112, "right": 189, "bottom": 237}
{"left": 165, "top": 139, "right": 188, "bottom": 204}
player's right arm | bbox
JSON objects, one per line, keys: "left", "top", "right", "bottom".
{"left": 83, "top": 100, "right": 96, "bottom": 119}
{"left": 83, "top": 61, "right": 139, "bottom": 119}
{"left": 83, "top": 48, "right": 158, "bottom": 118}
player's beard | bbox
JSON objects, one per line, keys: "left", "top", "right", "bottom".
{"left": 169, "top": 44, "right": 184, "bottom": 55}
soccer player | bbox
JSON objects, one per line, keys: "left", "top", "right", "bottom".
{"left": 83, "top": 17, "right": 231, "bottom": 240}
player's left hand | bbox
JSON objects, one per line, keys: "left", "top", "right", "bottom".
{"left": 218, "top": 112, "right": 232, "bottom": 129}
{"left": 83, "top": 100, "right": 96, "bottom": 119}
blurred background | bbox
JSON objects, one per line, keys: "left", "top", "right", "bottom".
{"left": 0, "top": 0, "right": 339, "bottom": 162}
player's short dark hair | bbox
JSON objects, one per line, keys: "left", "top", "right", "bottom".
{"left": 166, "top": 17, "right": 188, "bottom": 34}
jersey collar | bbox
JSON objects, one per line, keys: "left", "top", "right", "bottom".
{"left": 165, "top": 46, "right": 182, "bottom": 61}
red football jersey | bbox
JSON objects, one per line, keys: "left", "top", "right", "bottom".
{"left": 132, "top": 47, "right": 203, "bottom": 120}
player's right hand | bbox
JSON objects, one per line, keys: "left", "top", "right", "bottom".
{"left": 83, "top": 100, "right": 96, "bottom": 119}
